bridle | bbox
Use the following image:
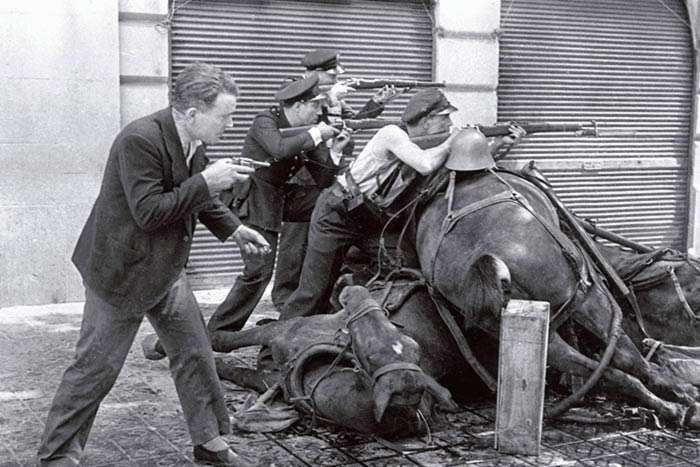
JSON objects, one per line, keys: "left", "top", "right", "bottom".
{"left": 284, "top": 295, "right": 427, "bottom": 425}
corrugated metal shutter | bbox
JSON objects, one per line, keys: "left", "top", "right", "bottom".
{"left": 171, "top": 0, "right": 434, "bottom": 289}
{"left": 498, "top": 0, "right": 693, "bottom": 249}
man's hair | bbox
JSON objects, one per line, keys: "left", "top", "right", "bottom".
{"left": 171, "top": 62, "right": 239, "bottom": 112}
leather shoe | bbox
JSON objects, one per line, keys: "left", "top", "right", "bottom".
{"left": 193, "top": 444, "right": 256, "bottom": 467}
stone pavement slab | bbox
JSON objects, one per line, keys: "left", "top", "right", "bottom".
{"left": 2, "top": 291, "right": 700, "bottom": 466}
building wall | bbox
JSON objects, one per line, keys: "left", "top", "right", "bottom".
{"left": 685, "top": 0, "right": 700, "bottom": 256}
{"left": 434, "top": 0, "right": 500, "bottom": 125}
{"left": 0, "top": 1, "right": 120, "bottom": 306}
{"left": 118, "top": 0, "right": 169, "bottom": 128}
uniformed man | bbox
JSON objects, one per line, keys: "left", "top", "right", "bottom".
{"left": 281, "top": 88, "right": 524, "bottom": 319}
{"left": 301, "top": 48, "right": 398, "bottom": 121}
{"left": 204, "top": 75, "right": 351, "bottom": 350}
{"left": 271, "top": 48, "right": 398, "bottom": 309}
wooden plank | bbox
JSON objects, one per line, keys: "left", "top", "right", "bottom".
{"left": 495, "top": 299, "right": 550, "bottom": 456}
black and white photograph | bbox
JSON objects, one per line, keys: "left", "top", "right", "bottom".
{"left": 2, "top": 0, "right": 700, "bottom": 465}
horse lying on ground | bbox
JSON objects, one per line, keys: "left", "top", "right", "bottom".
{"left": 215, "top": 284, "right": 459, "bottom": 436}
{"left": 593, "top": 243, "right": 700, "bottom": 389}
{"left": 414, "top": 167, "right": 700, "bottom": 427}
{"left": 215, "top": 165, "right": 700, "bottom": 433}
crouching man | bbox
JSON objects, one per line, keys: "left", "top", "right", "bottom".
{"left": 281, "top": 88, "right": 524, "bottom": 319}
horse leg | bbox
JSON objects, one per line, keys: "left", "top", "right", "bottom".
{"left": 548, "top": 333, "right": 688, "bottom": 426}
{"left": 573, "top": 283, "right": 699, "bottom": 404}
{"left": 643, "top": 339, "right": 700, "bottom": 387}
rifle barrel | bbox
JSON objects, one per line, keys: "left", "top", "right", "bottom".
{"left": 477, "top": 123, "right": 594, "bottom": 137}
{"left": 351, "top": 79, "right": 446, "bottom": 90}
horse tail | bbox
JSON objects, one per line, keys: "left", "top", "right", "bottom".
{"left": 462, "top": 254, "right": 511, "bottom": 319}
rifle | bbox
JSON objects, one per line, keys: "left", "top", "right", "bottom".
{"left": 278, "top": 118, "right": 403, "bottom": 138}
{"left": 280, "top": 119, "right": 598, "bottom": 145}
{"left": 230, "top": 157, "right": 271, "bottom": 169}
{"left": 342, "top": 78, "right": 445, "bottom": 90}
{"left": 411, "top": 121, "right": 598, "bottom": 148}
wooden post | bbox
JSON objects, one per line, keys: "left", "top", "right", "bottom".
{"left": 495, "top": 299, "right": 550, "bottom": 456}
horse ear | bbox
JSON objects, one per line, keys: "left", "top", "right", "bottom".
{"left": 423, "top": 374, "right": 459, "bottom": 412}
{"left": 372, "top": 379, "right": 393, "bottom": 422}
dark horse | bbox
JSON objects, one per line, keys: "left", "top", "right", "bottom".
{"left": 416, "top": 168, "right": 700, "bottom": 427}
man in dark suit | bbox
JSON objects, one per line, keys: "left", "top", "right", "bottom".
{"left": 37, "top": 63, "right": 267, "bottom": 467}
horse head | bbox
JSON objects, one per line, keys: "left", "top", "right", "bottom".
{"left": 600, "top": 243, "right": 700, "bottom": 347}
{"left": 339, "top": 285, "right": 458, "bottom": 422}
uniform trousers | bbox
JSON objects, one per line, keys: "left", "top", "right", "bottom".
{"left": 37, "top": 272, "right": 230, "bottom": 465}
{"left": 208, "top": 184, "right": 320, "bottom": 350}
{"left": 207, "top": 226, "right": 279, "bottom": 351}
{"left": 271, "top": 221, "right": 309, "bottom": 310}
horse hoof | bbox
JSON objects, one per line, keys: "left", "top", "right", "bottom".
{"left": 682, "top": 403, "right": 700, "bottom": 429}
{"left": 141, "top": 333, "right": 166, "bottom": 361}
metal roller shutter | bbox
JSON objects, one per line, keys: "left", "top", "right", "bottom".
{"left": 170, "top": 0, "right": 434, "bottom": 289}
{"left": 498, "top": 0, "right": 693, "bottom": 249}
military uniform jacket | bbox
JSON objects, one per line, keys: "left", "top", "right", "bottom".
{"left": 240, "top": 106, "right": 334, "bottom": 232}
{"left": 72, "top": 107, "right": 241, "bottom": 311}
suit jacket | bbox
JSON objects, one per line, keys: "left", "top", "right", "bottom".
{"left": 72, "top": 107, "right": 241, "bottom": 310}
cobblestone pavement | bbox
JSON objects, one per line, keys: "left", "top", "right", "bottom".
{"left": 2, "top": 292, "right": 700, "bottom": 466}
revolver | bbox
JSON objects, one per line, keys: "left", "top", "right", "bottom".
{"left": 231, "top": 157, "right": 271, "bottom": 169}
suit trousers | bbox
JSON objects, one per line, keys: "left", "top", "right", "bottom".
{"left": 37, "top": 272, "right": 230, "bottom": 465}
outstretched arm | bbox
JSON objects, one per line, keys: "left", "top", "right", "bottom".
{"left": 375, "top": 125, "right": 455, "bottom": 176}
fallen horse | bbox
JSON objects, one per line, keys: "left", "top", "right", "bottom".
{"left": 215, "top": 160, "right": 700, "bottom": 434}
{"left": 215, "top": 283, "right": 461, "bottom": 436}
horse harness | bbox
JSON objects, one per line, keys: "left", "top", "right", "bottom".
{"left": 430, "top": 168, "right": 592, "bottom": 332}
{"left": 282, "top": 289, "right": 425, "bottom": 423}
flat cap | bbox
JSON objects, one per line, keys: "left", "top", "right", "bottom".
{"left": 274, "top": 75, "right": 325, "bottom": 104}
{"left": 301, "top": 49, "right": 344, "bottom": 74}
{"left": 401, "top": 88, "right": 458, "bottom": 124}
